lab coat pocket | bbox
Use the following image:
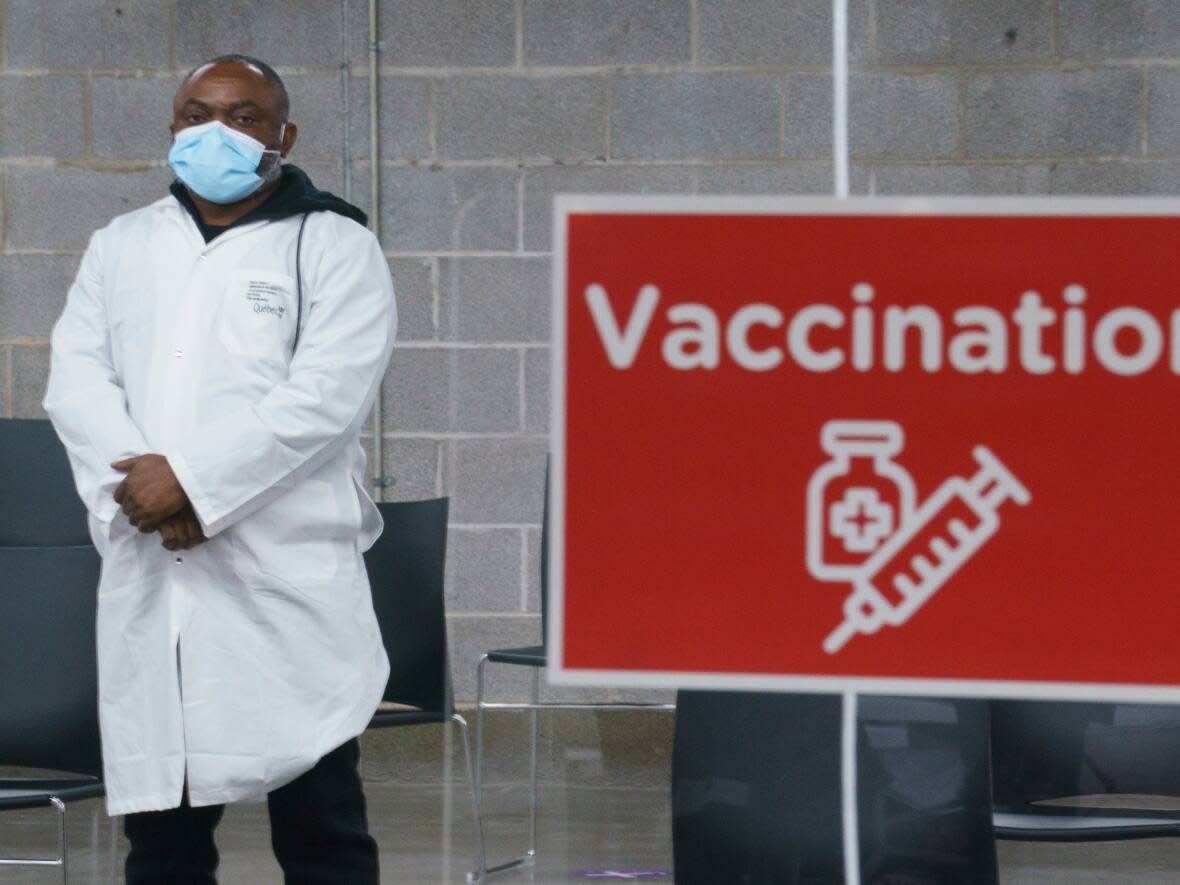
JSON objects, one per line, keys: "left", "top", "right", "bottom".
{"left": 218, "top": 269, "right": 297, "bottom": 363}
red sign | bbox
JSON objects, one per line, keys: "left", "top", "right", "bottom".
{"left": 549, "top": 196, "right": 1180, "bottom": 701}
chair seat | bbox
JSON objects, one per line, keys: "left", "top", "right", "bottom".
{"left": 994, "top": 811, "right": 1180, "bottom": 841}
{"left": 487, "top": 645, "right": 547, "bottom": 667}
{"left": 369, "top": 709, "right": 449, "bottom": 729}
{"left": 0, "top": 778, "right": 104, "bottom": 811}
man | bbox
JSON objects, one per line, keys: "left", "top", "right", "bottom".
{"left": 43, "top": 55, "right": 395, "bottom": 884}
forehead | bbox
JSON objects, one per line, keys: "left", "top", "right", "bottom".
{"left": 174, "top": 62, "right": 280, "bottom": 112}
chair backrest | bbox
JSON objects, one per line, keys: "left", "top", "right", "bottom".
{"left": 363, "top": 497, "right": 452, "bottom": 716}
{"left": 0, "top": 545, "right": 103, "bottom": 776}
{"left": 991, "top": 699, "right": 1180, "bottom": 810}
{"left": 673, "top": 691, "right": 998, "bottom": 885}
{"left": 0, "top": 418, "right": 90, "bottom": 546}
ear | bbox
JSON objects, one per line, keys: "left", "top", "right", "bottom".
{"left": 280, "top": 121, "right": 298, "bottom": 158}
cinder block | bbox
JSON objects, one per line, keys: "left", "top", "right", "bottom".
{"left": 876, "top": 0, "right": 1052, "bottom": 64}
{"left": 5, "top": 0, "right": 171, "bottom": 69}
{"left": 447, "top": 614, "right": 544, "bottom": 703}
{"left": 277, "top": 74, "right": 349, "bottom": 165}
{"left": 380, "top": 166, "right": 519, "bottom": 253}
{"left": 445, "top": 528, "right": 524, "bottom": 613}
{"left": 11, "top": 345, "right": 49, "bottom": 419}
{"left": 382, "top": 347, "right": 519, "bottom": 433}
{"left": 522, "top": 164, "right": 694, "bottom": 251}
{"left": 522, "top": 0, "right": 691, "bottom": 66}
{"left": 523, "top": 347, "right": 549, "bottom": 434}
{"left": 695, "top": 162, "right": 833, "bottom": 194}
{"left": 438, "top": 257, "right": 550, "bottom": 343}
{"left": 697, "top": 0, "right": 873, "bottom": 66}
{"left": 377, "top": 436, "right": 442, "bottom": 501}
{"left": 374, "top": 76, "right": 433, "bottom": 162}
{"left": 176, "top": 0, "right": 351, "bottom": 69}
{"left": 0, "top": 76, "right": 86, "bottom": 159}
{"left": 379, "top": 0, "right": 516, "bottom": 68}
{"left": 1059, "top": 0, "right": 1180, "bottom": 60}
{"left": 0, "top": 254, "right": 80, "bottom": 341}
{"left": 436, "top": 76, "right": 607, "bottom": 162}
{"left": 289, "top": 75, "right": 431, "bottom": 165}
{"left": 965, "top": 70, "right": 1141, "bottom": 159}
{"left": 447, "top": 438, "right": 547, "bottom": 524}
{"left": 787, "top": 72, "right": 959, "bottom": 160}
{"left": 389, "top": 257, "right": 436, "bottom": 342}
{"left": 524, "top": 525, "right": 543, "bottom": 612}
{"left": 611, "top": 73, "right": 781, "bottom": 161}
{"left": 1051, "top": 162, "right": 1180, "bottom": 195}
{"left": 1147, "top": 70, "right": 1180, "bottom": 157}
{"left": 6, "top": 166, "right": 173, "bottom": 251}
{"left": 863, "top": 163, "right": 1051, "bottom": 195}
{"left": 91, "top": 75, "right": 180, "bottom": 161}
{"left": 451, "top": 348, "right": 521, "bottom": 433}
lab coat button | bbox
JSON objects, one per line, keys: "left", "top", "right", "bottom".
{"left": 173, "top": 349, "right": 184, "bottom": 358}
{"left": 174, "top": 556, "right": 183, "bottom": 564}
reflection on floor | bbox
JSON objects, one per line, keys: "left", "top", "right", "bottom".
{"left": 4, "top": 709, "right": 1180, "bottom": 884}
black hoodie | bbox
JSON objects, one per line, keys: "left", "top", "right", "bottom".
{"left": 170, "top": 164, "right": 367, "bottom": 243}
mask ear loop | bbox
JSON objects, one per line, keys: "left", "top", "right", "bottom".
{"left": 293, "top": 211, "right": 309, "bottom": 357}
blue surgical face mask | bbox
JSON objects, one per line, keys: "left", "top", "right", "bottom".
{"left": 168, "top": 120, "right": 284, "bottom": 204}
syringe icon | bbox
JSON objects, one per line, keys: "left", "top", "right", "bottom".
{"left": 823, "top": 446, "right": 1031, "bottom": 654}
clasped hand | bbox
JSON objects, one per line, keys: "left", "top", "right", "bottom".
{"left": 112, "top": 454, "right": 207, "bottom": 551}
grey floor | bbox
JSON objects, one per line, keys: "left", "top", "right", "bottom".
{"left": 5, "top": 712, "right": 1180, "bottom": 884}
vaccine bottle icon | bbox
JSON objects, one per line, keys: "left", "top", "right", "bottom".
{"left": 807, "top": 421, "right": 916, "bottom": 583}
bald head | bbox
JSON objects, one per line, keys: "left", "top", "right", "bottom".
{"left": 171, "top": 55, "right": 297, "bottom": 160}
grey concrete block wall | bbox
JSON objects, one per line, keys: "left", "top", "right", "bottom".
{"left": 3, "top": 1, "right": 1179, "bottom": 704}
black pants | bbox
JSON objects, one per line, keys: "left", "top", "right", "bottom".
{"left": 123, "top": 738, "right": 379, "bottom": 885}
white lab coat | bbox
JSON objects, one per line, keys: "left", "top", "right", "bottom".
{"left": 43, "top": 194, "right": 396, "bottom": 815}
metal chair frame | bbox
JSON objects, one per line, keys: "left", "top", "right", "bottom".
{"left": 0, "top": 793, "right": 118, "bottom": 885}
{"left": 469, "top": 657, "right": 674, "bottom": 881}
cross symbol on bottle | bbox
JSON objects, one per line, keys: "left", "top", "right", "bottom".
{"left": 830, "top": 487, "right": 894, "bottom": 554}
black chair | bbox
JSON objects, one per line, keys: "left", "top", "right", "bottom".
{"left": 470, "top": 460, "right": 674, "bottom": 880}
{"left": 0, "top": 418, "right": 91, "bottom": 546}
{"left": 673, "top": 692, "right": 999, "bottom": 885}
{"left": 991, "top": 700, "right": 1180, "bottom": 840}
{"left": 363, "top": 497, "right": 487, "bottom": 881}
{"left": 0, "top": 544, "right": 107, "bottom": 883}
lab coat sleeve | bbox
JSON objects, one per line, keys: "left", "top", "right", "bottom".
{"left": 166, "top": 221, "right": 396, "bottom": 538}
{"left": 42, "top": 229, "right": 151, "bottom": 531}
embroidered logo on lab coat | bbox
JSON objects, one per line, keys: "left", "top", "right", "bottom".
{"left": 220, "top": 270, "right": 295, "bottom": 360}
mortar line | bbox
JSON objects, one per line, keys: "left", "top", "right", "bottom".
{"left": 956, "top": 70, "right": 967, "bottom": 159}
{"left": 1049, "top": 0, "right": 1059, "bottom": 60}
{"left": 515, "top": 0, "right": 524, "bottom": 68}
{"left": 520, "top": 527, "right": 529, "bottom": 612}
{"left": 1140, "top": 67, "right": 1150, "bottom": 157}
{"left": 427, "top": 79, "right": 438, "bottom": 162}
{"left": 82, "top": 75, "right": 94, "bottom": 161}
{"left": 168, "top": 0, "right": 178, "bottom": 70}
{"left": 603, "top": 75, "right": 613, "bottom": 162}
{"left": 516, "top": 173, "right": 525, "bottom": 252}
{"left": 779, "top": 74, "right": 788, "bottom": 158}
{"left": 429, "top": 256, "right": 440, "bottom": 339}
{"left": 518, "top": 347, "right": 527, "bottom": 433}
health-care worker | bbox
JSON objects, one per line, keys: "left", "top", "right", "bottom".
{"left": 43, "top": 54, "right": 395, "bottom": 885}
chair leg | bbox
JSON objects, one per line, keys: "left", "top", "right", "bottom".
{"left": 527, "top": 667, "right": 539, "bottom": 860}
{"left": 474, "top": 653, "right": 488, "bottom": 797}
{"left": 453, "top": 712, "right": 487, "bottom": 885}
{"left": 109, "top": 814, "right": 119, "bottom": 885}
{"left": 52, "top": 797, "right": 67, "bottom": 885}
